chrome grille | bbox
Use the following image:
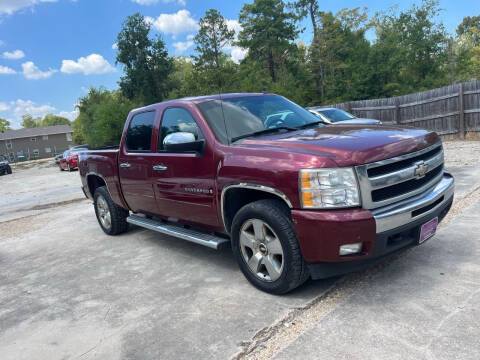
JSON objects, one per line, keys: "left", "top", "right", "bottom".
{"left": 356, "top": 142, "right": 444, "bottom": 209}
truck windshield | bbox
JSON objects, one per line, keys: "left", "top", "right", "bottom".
{"left": 198, "top": 95, "right": 323, "bottom": 144}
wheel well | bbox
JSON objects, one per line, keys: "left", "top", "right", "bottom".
{"left": 222, "top": 188, "right": 291, "bottom": 233}
{"left": 87, "top": 175, "right": 106, "bottom": 197}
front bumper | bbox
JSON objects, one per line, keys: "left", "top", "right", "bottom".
{"left": 291, "top": 171, "right": 454, "bottom": 279}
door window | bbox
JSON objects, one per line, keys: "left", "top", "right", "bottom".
{"left": 125, "top": 111, "right": 156, "bottom": 152}
{"left": 158, "top": 107, "right": 204, "bottom": 151}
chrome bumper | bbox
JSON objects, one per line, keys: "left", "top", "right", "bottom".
{"left": 372, "top": 171, "right": 454, "bottom": 233}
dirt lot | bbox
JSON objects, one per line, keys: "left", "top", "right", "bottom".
{"left": 1, "top": 141, "right": 479, "bottom": 360}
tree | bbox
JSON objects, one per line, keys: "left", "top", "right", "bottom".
{"left": 41, "top": 114, "right": 71, "bottom": 127}
{"left": 371, "top": 0, "right": 449, "bottom": 95}
{"left": 75, "top": 87, "right": 140, "bottom": 147}
{"left": 290, "top": 0, "right": 320, "bottom": 36}
{"left": 457, "top": 15, "right": 480, "bottom": 46}
{"left": 193, "top": 9, "right": 235, "bottom": 90}
{"left": 0, "top": 118, "right": 11, "bottom": 132}
{"left": 116, "top": 13, "right": 175, "bottom": 104}
{"left": 21, "top": 114, "right": 41, "bottom": 128}
{"left": 238, "top": 0, "right": 299, "bottom": 83}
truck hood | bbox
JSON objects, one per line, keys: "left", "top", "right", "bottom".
{"left": 236, "top": 125, "right": 440, "bottom": 167}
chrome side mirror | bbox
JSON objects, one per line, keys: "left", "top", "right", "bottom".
{"left": 163, "top": 132, "right": 196, "bottom": 146}
{"left": 163, "top": 132, "right": 204, "bottom": 153}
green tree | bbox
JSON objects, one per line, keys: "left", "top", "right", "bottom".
{"left": 116, "top": 13, "right": 174, "bottom": 104}
{"left": 76, "top": 87, "right": 140, "bottom": 147}
{"left": 238, "top": 0, "right": 299, "bottom": 83}
{"left": 193, "top": 9, "right": 236, "bottom": 90}
{"left": 21, "top": 114, "right": 41, "bottom": 128}
{"left": 0, "top": 118, "right": 11, "bottom": 132}
{"left": 457, "top": 15, "right": 480, "bottom": 46}
{"left": 371, "top": 0, "right": 449, "bottom": 95}
{"left": 290, "top": 0, "right": 320, "bottom": 36}
{"left": 41, "top": 114, "right": 71, "bottom": 127}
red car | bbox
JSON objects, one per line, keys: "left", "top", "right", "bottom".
{"left": 79, "top": 93, "right": 454, "bottom": 294}
{"left": 59, "top": 150, "right": 79, "bottom": 171}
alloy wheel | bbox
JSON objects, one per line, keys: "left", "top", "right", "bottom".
{"left": 239, "top": 219, "right": 284, "bottom": 282}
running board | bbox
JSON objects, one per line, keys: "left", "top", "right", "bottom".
{"left": 126, "top": 215, "right": 229, "bottom": 250}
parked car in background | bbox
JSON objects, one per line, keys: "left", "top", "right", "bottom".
{"left": 0, "top": 155, "right": 12, "bottom": 175}
{"left": 59, "top": 149, "right": 81, "bottom": 171}
{"left": 79, "top": 93, "right": 453, "bottom": 294}
{"left": 54, "top": 153, "right": 63, "bottom": 167}
{"left": 308, "top": 107, "right": 381, "bottom": 125}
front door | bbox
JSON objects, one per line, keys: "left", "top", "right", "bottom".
{"left": 152, "top": 106, "right": 219, "bottom": 228}
{"left": 118, "top": 110, "right": 158, "bottom": 215}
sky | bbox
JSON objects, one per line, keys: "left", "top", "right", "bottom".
{"left": 0, "top": 0, "right": 479, "bottom": 129}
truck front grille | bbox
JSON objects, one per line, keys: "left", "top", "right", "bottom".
{"left": 356, "top": 142, "right": 444, "bottom": 209}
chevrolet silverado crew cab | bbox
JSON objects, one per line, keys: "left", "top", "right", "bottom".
{"left": 79, "top": 93, "right": 454, "bottom": 294}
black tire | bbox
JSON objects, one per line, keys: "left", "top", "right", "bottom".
{"left": 6, "top": 165, "right": 12, "bottom": 175}
{"left": 231, "top": 199, "right": 309, "bottom": 294}
{"left": 94, "top": 186, "right": 129, "bottom": 235}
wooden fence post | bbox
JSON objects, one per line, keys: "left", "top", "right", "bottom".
{"left": 458, "top": 83, "right": 465, "bottom": 139}
{"left": 394, "top": 98, "right": 401, "bottom": 125}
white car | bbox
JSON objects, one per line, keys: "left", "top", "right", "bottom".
{"left": 307, "top": 107, "right": 381, "bottom": 125}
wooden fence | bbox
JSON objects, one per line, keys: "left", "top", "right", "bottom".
{"left": 326, "top": 80, "right": 480, "bottom": 138}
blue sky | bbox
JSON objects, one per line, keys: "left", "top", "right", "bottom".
{"left": 0, "top": 0, "right": 478, "bottom": 129}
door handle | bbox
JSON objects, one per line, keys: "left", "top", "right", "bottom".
{"left": 120, "top": 162, "right": 131, "bottom": 168}
{"left": 153, "top": 164, "right": 168, "bottom": 171}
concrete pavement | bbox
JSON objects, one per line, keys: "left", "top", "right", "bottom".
{"left": 274, "top": 199, "right": 480, "bottom": 360}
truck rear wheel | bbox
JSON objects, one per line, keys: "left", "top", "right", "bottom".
{"left": 231, "top": 199, "right": 309, "bottom": 294}
{"left": 94, "top": 186, "right": 129, "bottom": 235}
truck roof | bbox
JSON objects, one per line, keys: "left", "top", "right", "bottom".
{"left": 130, "top": 93, "right": 272, "bottom": 113}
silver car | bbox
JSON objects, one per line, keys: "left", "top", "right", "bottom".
{"left": 307, "top": 107, "right": 381, "bottom": 125}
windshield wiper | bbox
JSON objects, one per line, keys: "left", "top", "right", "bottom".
{"left": 231, "top": 126, "right": 297, "bottom": 143}
{"left": 296, "top": 120, "right": 325, "bottom": 130}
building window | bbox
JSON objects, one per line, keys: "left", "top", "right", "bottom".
{"left": 6, "top": 140, "right": 12, "bottom": 149}
{"left": 66, "top": 133, "right": 72, "bottom": 142}
{"left": 45, "top": 147, "right": 51, "bottom": 153}
{"left": 31, "top": 137, "right": 37, "bottom": 142}
{"left": 42, "top": 135, "right": 49, "bottom": 140}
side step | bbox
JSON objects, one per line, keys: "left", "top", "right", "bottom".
{"left": 126, "top": 215, "right": 230, "bottom": 250}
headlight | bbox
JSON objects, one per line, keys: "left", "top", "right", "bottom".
{"left": 299, "top": 168, "right": 360, "bottom": 209}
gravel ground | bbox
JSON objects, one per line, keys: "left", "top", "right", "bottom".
{"left": 443, "top": 140, "right": 480, "bottom": 167}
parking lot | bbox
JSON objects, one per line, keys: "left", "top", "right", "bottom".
{"left": 1, "top": 141, "right": 480, "bottom": 360}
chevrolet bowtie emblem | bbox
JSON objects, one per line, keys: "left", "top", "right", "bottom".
{"left": 414, "top": 161, "right": 428, "bottom": 179}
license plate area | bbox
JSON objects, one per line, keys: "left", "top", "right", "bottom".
{"left": 419, "top": 217, "right": 438, "bottom": 244}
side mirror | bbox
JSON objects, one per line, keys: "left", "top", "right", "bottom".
{"left": 163, "top": 132, "right": 205, "bottom": 153}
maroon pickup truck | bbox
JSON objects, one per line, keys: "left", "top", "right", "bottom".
{"left": 79, "top": 93, "right": 454, "bottom": 294}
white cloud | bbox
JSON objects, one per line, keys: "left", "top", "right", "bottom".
{"left": 1, "top": 99, "right": 78, "bottom": 129}
{"left": 56, "top": 109, "right": 79, "bottom": 121}
{"left": 0, "top": 0, "right": 58, "bottom": 15}
{"left": 22, "top": 61, "right": 57, "bottom": 79}
{"left": 61, "top": 54, "right": 115, "bottom": 75}
{"left": 0, "top": 65, "right": 16, "bottom": 74}
{"left": 3, "top": 49, "right": 25, "bottom": 59}
{"left": 131, "top": 0, "right": 186, "bottom": 5}
{"left": 0, "top": 102, "right": 10, "bottom": 111}
{"left": 173, "top": 39, "right": 193, "bottom": 54}
{"left": 112, "top": 43, "right": 118, "bottom": 50}
{"left": 147, "top": 10, "right": 198, "bottom": 35}
{"left": 230, "top": 47, "right": 248, "bottom": 64}
{"left": 0, "top": 40, "right": 5, "bottom": 46}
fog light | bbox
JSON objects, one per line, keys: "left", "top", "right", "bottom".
{"left": 339, "top": 243, "right": 363, "bottom": 256}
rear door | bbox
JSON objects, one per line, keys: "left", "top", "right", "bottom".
{"left": 118, "top": 110, "right": 159, "bottom": 214}
{"left": 151, "top": 105, "right": 219, "bottom": 228}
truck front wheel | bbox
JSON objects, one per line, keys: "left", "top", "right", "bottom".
{"left": 231, "top": 199, "right": 309, "bottom": 294}
{"left": 94, "top": 186, "right": 129, "bottom": 235}
{"left": 6, "top": 165, "right": 12, "bottom": 174}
